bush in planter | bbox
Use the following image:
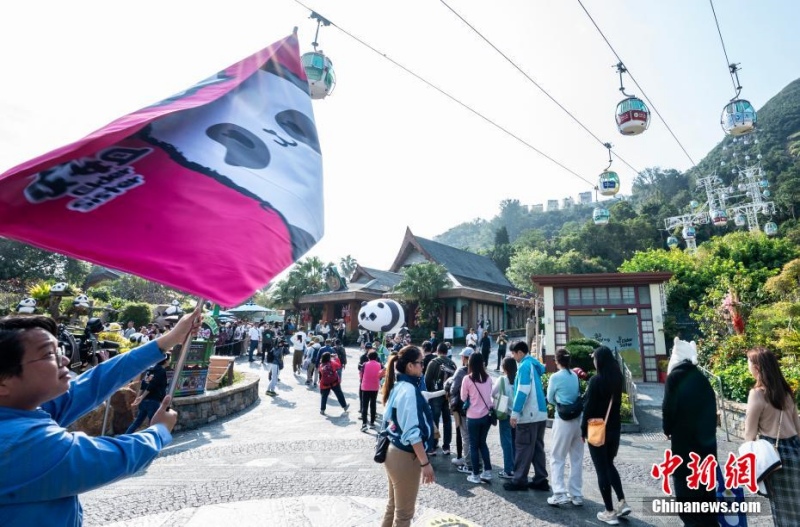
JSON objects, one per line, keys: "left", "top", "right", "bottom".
{"left": 565, "top": 338, "right": 601, "bottom": 373}
{"left": 118, "top": 302, "right": 153, "bottom": 329}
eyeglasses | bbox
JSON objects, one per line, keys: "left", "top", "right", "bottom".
{"left": 23, "top": 347, "right": 65, "bottom": 366}
{"left": 413, "top": 360, "right": 424, "bottom": 365}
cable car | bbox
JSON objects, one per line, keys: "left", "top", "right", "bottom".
{"left": 763, "top": 190, "right": 771, "bottom": 198}
{"left": 616, "top": 97, "right": 650, "bottom": 136}
{"left": 711, "top": 209, "right": 728, "bottom": 227}
{"left": 667, "top": 236, "right": 679, "bottom": 249}
{"left": 598, "top": 171, "right": 620, "bottom": 196}
{"left": 682, "top": 225, "right": 696, "bottom": 239}
{"left": 734, "top": 213, "right": 747, "bottom": 227}
{"left": 593, "top": 207, "right": 610, "bottom": 225}
{"left": 690, "top": 200, "right": 699, "bottom": 209}
{"left": 764, "top": 222, "right": 778, "bottom": 236}
{"left": 301, "top": 51, "right": 336, "bottom": 100}
{"left": 759, "top": 179, "right": 769, "bottom": 188}
{"left": 721, "top": 99, "right": 756, "bottom": 136}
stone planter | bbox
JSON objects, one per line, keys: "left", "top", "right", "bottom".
{"left": 171, "top": 373, "right": 260, "bottom": 432}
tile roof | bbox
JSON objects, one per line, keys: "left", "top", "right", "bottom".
{"left": 415, "top": 236, "right": 513, "bottom": 289}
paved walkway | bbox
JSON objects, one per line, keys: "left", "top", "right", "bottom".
{"left": 83, "top": 347, "right": 772, "bottom": 526}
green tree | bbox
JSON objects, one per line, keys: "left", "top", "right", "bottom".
{"left": 268, "top": 256, "right": 326, "bottom": 312}
{"left": 119, "top": 302, "right": 153, "bottom": 328}
{"left": 339, "top": 255, "right": 358, "bottom": 279}
{"left": 393, "top": 262, "right": 450, "bottom": 330}
{"left": 506, "top": 248, "right": 561, "bottom": 291}
{"left": 491, "top": 226, "right": 513, "bottom": 274}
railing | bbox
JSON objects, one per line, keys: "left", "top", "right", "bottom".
{"left": 698, "top": 365, "right": 731, "bottom": 441}
{"left": 616, "top": 352, "right": 639, "bottom": 425}
{"left": 213, "top": 341, "right": 245, "bottom": 356}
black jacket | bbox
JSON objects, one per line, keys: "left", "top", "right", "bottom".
{"left": 580, "top": 373, "right": 623, "bottom": 439}
{"left": 662, "top": 361, "right": 717, "bottom": 459}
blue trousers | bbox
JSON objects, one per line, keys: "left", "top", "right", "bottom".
{"left": 125, "top": 399, "right": 160, "bottom": 434}
{"left": 499, "top": 417, "right": 516, "bottom": 474}
{"left": 467, "top": 415, "right": 492, "bottom": 476}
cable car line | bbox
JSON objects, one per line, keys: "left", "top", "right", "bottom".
{"left": 292, "top": 0, "right": 596, "bottom": 187}
{"left": 438, "top": 0, "right": 642, "bottom": 177}
{"left": 708, "top": 0, "right": 740, "bottom": 97}
{"left": 576, "top": 0, "right": 698, "bottom": 167}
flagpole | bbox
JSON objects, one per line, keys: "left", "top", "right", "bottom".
{"left": 168, "top": 299, "right": 206, "bottom": 399}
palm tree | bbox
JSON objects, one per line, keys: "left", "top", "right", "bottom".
{"left": 339, "top": 255, "right": 358, "bottom": 280}
{"left": 268, "top": 257, "right": 326, "bottom": 312}
{"left": 394, "top": 263, "right": 450, "bottom": 330}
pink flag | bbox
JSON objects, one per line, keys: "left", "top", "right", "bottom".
{"left": 0, "top": 34, "right": 323, "bottom": 306}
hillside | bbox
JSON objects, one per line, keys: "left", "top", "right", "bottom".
{"left": 435, "top": 77, "right": 800, "bottom": 266}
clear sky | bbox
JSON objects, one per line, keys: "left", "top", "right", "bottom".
{"left": 1, "top": 0, "right": 798, "bottom": 277}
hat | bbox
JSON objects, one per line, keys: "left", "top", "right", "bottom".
{"left": 459, "top": 347, "right": 473, "bottom": 357}
{"left": 365, "top": 343, "right": 373, "bottom": 349}
{"left": 106, "top": 322, "right": 122, "bottom": 331}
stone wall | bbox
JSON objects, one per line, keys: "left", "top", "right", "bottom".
{"left": 172, "top": 373, "right": 260, "bottom": 432}
{"left": 719, "top": 398, "right": 748, "bottom": 439}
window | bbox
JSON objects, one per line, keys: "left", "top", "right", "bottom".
{"left": 568, "top": 288, "right": 581, "bottom": 306}
{"left": 638, "top": 286, "right": 651, "bottom": 304}
{"left": 640, "top": 308, "right": 652, "bottom": 320}
{"left": 642, "top": 333, "right": 654, "bottom": 344}
{"left": 555, "top": 310, "right": 566, "bottom": 321}
{"left": 643, "top": 344, "right": 656, "bottom": 357}
{"left": 608, "top": 287, "right": 621, "bottom": 304}
{"left": 554, "top": 288, "right": 565, "bottom": 306}
{"left": 641, "top": 321, "right": 653, "bottom": 332}
{"left": 622, "top": 286, "right": 635, "bottom": 304}
{"left": 595, "top": 287, "right": 608, "bottom": 304}
{"left": 581, "top": 287, "right": 594, "bottom": 306}
{"left": 556, "top": 334, "right": 567, "bottom": 345}
{"left": 555, "top": 322, "right": 566, "bottom": 333}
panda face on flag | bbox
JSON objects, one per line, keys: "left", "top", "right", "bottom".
{"left": 142, "top": 61, "right": 323, "bottom": 251}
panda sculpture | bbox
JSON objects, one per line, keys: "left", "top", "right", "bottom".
{"left": 164, "top": 300, "right": 183, "bottom": 316}
{"left": 358, "top": 299, "right": 405, "bottom": 334}
{"left": 17, "top": 298, "right": 37, "bottom": 314}
{"left": 50, "top": 282, "right": 69, "bottom": 295}
{"left": 73, "top": 294, "right": 90, "bottom": 309}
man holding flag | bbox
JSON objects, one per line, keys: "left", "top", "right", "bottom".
{"left": 0, "top": 312, "right": 199, "bottom": 526}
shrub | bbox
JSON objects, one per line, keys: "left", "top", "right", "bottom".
{"left": 714, "top": 359, "right": 755, "bottom": 403}
{"left": 620, "top": 393, "right": 633, "bottom": 423}
{"left": 565, "top": 338, "right": 600, "bottom": 373}
{"left": 118, "top": 302, "right": 153, "bottom": 329}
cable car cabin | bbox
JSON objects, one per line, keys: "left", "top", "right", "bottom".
{"left": 682, "top": 225, "right": 696, "bottom": 239}
{"left": 598, "top": 171, "right": 620, "bottom": 196}
{"left": 721, "top": 99, "right": 756, "bottom": 136}
{"left": 301, "top": 51, "right": 336, "bottom": 100}
{"left": 734, "top": 213, "right": 747, "bottom": 227}
{"left": 711, "top": 209, "right": 728, "bottom": 227}
{"left": 593, "top": 207, "right": 610, "bottom": 225}
{"left": 667, "top": 236, "right": 679, "bottom": 249}
{"left": 764, "top": 222, "right": 778, "bottom": 236}
{"left": 615, "top": 97, "right": 650, "bottom": 136}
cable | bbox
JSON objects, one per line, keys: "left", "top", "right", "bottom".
{"left": 438, "top": 0, "right": 641, "bottom": 177}
{"left": 708, "top": 0, "right": 739, "bottom": 96}
{"left": 292, "top": 0, "right": 596, "bottom": 187}
{"left": 576, "top": 0, "right": 698, "bottom": 167}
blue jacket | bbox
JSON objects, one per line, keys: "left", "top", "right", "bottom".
{"left": 384, "top": 374, "right": 435, "bottom": 453}
{"left": 0, "top": 340, "right": 172, "bottom": 526}
{"left": 511, "top": 354, "right": 547, "bottom": 423}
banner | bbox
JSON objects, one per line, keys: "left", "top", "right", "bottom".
{"left": 0, "top": 33, "right": 323, "bottom": 306}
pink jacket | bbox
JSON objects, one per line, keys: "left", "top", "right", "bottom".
{"left": 460, "top": 375, "right": 493, "bottom": 419}
{"left": 361, "top": 359, "right": 383, "bottom": 391}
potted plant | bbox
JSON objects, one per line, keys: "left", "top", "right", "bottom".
{"left": 657, "top": 359, "right": 669, "bottom": 383}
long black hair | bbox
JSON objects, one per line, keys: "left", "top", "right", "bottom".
{"left": 748, "top": 347, "right": 793, "bottom": 410}
{"left": 592, "top": 346, "right": 623, "bottom": 396}
{"left": 381, "top": 345, "right": 422, "bottom": 405}
{"left": 468, "top": 352, "right": 488, "bottom": 384}
{"left": 502, "top": 356, "right": 517, "bottom": 385}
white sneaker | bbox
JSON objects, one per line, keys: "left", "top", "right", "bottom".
{"left": 480, "top": 470, "right": 493, "bottom": 481}
{"left": 570, "top": 495, "right": 584, "bottom": 506}
{"left": 498, "top": 470, "right": 513, "bottom": 479}
{"left": 456, "top": 465, "right": 472, "bottom": 474}
{"left": 547, "top": 493, "right": 571, "bottom": 506}
{"left": 451, "top": 457, "right": 466, "bottom": 466}
{"left": 596, "top": 510, "right": 619, "bottom": 525}
{"left": 615, "top": 499, "right": 631, "bottom": 517}
{"left": 466, "top": 473, "right": 482, "bottom": 484}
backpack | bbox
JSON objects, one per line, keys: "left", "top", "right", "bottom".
{"left": 433, "top": 357, "right": 456, "bottom": 391}
{"left": 320, "top": 363, "right": 339, "bottom": 387}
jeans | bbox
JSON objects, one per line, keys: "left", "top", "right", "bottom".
{"left": 498, "top": 418, "right": 516, "bottom": 475}
{"left": 267, "top": 363, "right": 280, "bottom": 392}
{"left": 467, "top": 414, "right": 492, "bottom": 476}
{"left": 125, "top": 399, "right": 160, "bottom": 434}
{"left": 496, "top": 348, "right": 506, "bottom": 370}
{"left": 248, "top": 340, "right": 259, "bottom": 361}
{"left": 361, "top": 390, "right": 378, "bottom": 425}
{"left": 320, "top": 383, "right": 347, "bottom": 412}
{"left": 428, "top": 396, "right": 452, "bottom": 451}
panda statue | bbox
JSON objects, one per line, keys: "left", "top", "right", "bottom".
{"left": 50, "top": 282, "right": 69, "bottom": 295}
{"left": 164, "top": 300, "right": 183, "bottom": 316}
{"left": 72, "top": 294, "right": 90, "bottom": 309}
{"left": 358, "top": 299, "right": 405, "bottom": 334}
{"left": 17, "top": 298, "right": 37, "bottom": 314}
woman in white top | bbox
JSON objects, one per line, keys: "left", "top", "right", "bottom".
{"left": 492, "top": 356, "right": 517, "bottom": 479}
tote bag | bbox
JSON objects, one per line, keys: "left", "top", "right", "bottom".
{"left": 587, "top": 397, "right": 613, "bottom": 447}
{"left": 494, "top": 376, "right": 510, "bottom": 420}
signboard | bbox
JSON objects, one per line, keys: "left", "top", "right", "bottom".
{"left": 443, "top": 327, "right": 454, "bottom": 340}
{"left": 568, "top": 314, "right": 642, "bottom": 378}
{"left": 166, "top": 367, "right": 209, "bottom": 397}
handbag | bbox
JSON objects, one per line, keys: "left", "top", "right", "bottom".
{"left": 556, "top": 393, "right": 584, "bottom": 421}
{"left": 374, "top": 431, "right": 390, "bottom": 463}
{"left": 738, "top": 408, "right": 783, "bottom": 495}
{"left": 474, "top": 379, "right": 498, "bottom": 427}
{"left": 494, "top": 377, "right": 510, "bottom": 420}
{"left": 587, "top": 396, "right": 613, "bottom": 447}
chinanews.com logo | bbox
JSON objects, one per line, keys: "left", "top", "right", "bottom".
{"left": 646, "top": 448, "right": 767, "bottom": 518}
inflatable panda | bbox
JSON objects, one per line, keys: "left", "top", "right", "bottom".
{"left": 50, "top": 282, "right": 69, "bottom": 295}
{"left": 358, "top": 299, "right": 405, "bottom": 334}
{"left": 17, "top": 298, "right": 37, "bottom": 314}
{"left": 73, "top": 294, "right": 90, "bottom": 309}
{"left": 129, "top": 332, "right": 147, "bottom": 344}
{"left": 164, "top": 300, "right": 183, "bottom": 316}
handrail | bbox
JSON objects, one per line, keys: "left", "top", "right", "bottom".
{"left": 698, "top": 365, "right": 730, "bottom": 442}
{"left": 616, "top": 352, "right": 639, "bottom": 425}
